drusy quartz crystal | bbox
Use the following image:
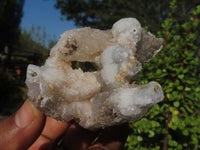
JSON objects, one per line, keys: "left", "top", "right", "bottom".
{"left": 26, "top": 18, "right": 164, "bottom": 130}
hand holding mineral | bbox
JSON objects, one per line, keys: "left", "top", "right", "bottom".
{"left": 26, "top": 18, "right": 164, "bottom": 130}
{"left": 0, "top": 100, "right": 128, "bottom": 150}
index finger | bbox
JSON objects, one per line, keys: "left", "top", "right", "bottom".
{"left": 28, "top": 117, "right": 71, "bottom": 150}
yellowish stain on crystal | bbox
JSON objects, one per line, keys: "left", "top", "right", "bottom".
{"left": 48, "top": 82, "right": 56, "bottom": 90}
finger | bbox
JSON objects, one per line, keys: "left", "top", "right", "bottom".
{"left": 62, "top": 123, "right": 98, "bottom": 150}
{"left": 88, "top": 123, "right": 129, "bottom": 150}
{"left": 0, "top": 100, "right": 45, "bottom": 150}
{"left": 28, "top": 116, "right": 71, "bottom": 150}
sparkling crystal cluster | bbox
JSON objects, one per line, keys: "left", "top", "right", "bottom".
{"left": 26, "top": 18, "right": 164, "bottom": 130}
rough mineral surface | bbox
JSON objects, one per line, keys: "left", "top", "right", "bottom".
{"left": 26, "top": 18, "right": 164, "bottom": 130}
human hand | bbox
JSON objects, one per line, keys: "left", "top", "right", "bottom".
{"left": 0, "top": 100, "right": 128, "bottom": 150}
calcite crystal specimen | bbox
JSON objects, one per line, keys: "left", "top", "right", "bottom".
{"left": 26, "top": 18, "right": 164, "bottom": 130}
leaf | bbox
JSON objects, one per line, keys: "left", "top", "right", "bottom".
{"left": 173, "top": 35, "right": 180, "bottom": 41}
{"left": 196, "top": 5, "right": 200, "bottom": 14}
{"left": 182, "top": 22, "right": 191, "bottom": 31}
{"left": 165, "top": 87, "right": 173, "bottom": 93}
{"left": 177, "top": 86, "right": 184, "bottom": 90}
{"left": 166, "top": 93, "right": 171, "bottom": 99}
{"left": 156, "top": 69, "right": 162, "bottom": 74}
{"left": 195, "top": 87, "right": 200, "bottom": 92}
{"left": 185, "top": 80, "right": 195, "bottom": 85}
{"left": 148, "top": 130, "right": 155, "bottom": 138}
{"left": 183, "top": 130, "right": 189, "bottom": 136}
{"left": 173, "top": 101, "right": 180, "bottom": 107}
{"left": 184, "top": 105, "right": 193, "bottom": 113}
{"left": 185, "top": 87, "right": 191, "bottom": 91}
{"left": 191, "top": 135, "right": 198, "bottom": 144}
{"left": 178, "top": 74, "right": 184, "bottom": 79}
{"left": 137, "top": 136, "right": 143, "bottom": 142}
{"left": 168, "top": 139, "right": 178, "bottom": 147}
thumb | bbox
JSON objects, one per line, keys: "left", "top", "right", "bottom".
{"left": 0, "top": 100, "right": 45, "bottom": 150}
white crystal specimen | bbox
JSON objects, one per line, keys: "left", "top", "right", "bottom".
{"left": 26, "top": 18, "right": 164, "bottom": 130}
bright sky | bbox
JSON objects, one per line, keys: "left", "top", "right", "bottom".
{"left": 21, "top": 0, "right": 77, "bottom": 40}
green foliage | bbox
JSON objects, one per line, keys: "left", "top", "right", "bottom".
{"left": 19, "top": 27, "right": 50, "bottom": 62}
{"left": 125, "top": 1, "right": 200, "bottom": 149}
{"left": 21, "top": 26, "right": 57, "bottom": 50}
{"left": 0, "top": 0, "right": 26, "bottom": 115}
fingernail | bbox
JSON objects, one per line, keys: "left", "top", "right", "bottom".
{"left": 88, "top": 145, "right": 107, "bottom": 150}
{"left": 88, "top": 148, "right": 106, "bottom": 150}
{"left": 15, "top": 100, "right": 36, "bottom": 128}
{"left": 88, "top": 148, "right": 105, "bottom": 150}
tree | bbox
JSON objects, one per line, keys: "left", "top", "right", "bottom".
{"left": 0, "top": 0, "right": 25, "bottom": 51}
{"left": 0, "top": 0, "right": 25, "bottom": 115}
{"left": 21, "top": 25, "right": 57, "bottom": 50}
{"left": 54, "top": 0, "right": 200, "bottom": 32}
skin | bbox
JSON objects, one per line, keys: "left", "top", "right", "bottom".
{"left": 0, "top": 99, "right": 128, "bottom": 150}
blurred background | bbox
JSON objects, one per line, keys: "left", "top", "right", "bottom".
{"left": 0, "top": 0, "right": 200, "bottom": 149}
